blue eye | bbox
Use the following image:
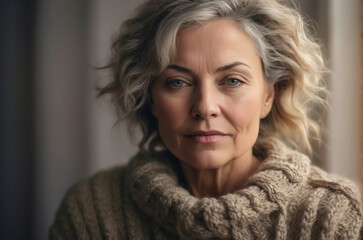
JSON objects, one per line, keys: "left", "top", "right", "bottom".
{"left": 225, "top": 78, "right": 243, "bottom": 87}
{"left": 167, "top": 79, "right": 188, "bottom": 89}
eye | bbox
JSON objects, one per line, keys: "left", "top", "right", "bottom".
{"left": 224, "top": 78, "right": 244, "bottom": 87}
{"left": 166, "top": 79, "right": 189, "bottom": 89}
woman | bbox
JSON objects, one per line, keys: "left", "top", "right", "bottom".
{"left": 50, "top": 0, "right": 363, "bottom": 239}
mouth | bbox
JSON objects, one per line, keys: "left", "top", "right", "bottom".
{"left": 186, "top": 130, "right": 227, "bottom": 143}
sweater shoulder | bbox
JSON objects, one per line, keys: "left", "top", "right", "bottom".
{"left": 308, "top": 165, "right": 362, "bottom": 204}
{"left": 49, "top": 165, "right": 128, "bottom": 239}
{"left": 300, "top": 166, "right": 363, "bottom": 239}
{"left": 65, "top": 165, "right": 127, "bottom": 210}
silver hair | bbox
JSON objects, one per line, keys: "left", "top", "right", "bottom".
{"left": 99, "top": 0, "right": 327, "bottom": 156}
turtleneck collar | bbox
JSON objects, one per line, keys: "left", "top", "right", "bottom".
{"left": 125, "top": 140, "right": 311, "bottom": 239}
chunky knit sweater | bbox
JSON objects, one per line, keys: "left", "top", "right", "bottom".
{"left": 50, "top": 141, "right": 363, "bottom": 239}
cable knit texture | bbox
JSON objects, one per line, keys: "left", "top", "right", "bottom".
{"left": 50, "top": 141, "right": 363, "bottom": 239}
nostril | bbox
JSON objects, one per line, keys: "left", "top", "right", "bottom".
{"left": 190, "top": 89, "right": 220, "bottom": 119}
{"left": 191, "top": 108, "right": 219, "bottom": 119}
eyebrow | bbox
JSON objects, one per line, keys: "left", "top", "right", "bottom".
{"left": 166, "top": 64, "right": 192, "bottom": 74}
{"left": 216, "top": 61, "right": 251, "bottom": 72}
{"left": 166, "top": 61, "right": 251, "bottom": 74}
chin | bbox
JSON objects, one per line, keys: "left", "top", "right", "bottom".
{"left": 182, "top": 150, "right": 231, "bottom": 170}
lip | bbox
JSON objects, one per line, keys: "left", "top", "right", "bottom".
{"left": 186, "top": 130, "right": 227, "bottom": 143}
{"left": 188, "top": 130, "right": 226, "bottom": 136}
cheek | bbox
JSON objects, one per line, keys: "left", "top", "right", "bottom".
{"left": 152, "top": 93, "right": 189, "bottom": 151}
{"left": 225, "top": 97, "right": 262, "bottom": 130}
{"left": 152, "top": 94, "right": 188, "bottom": 127}
{"left": 226, "top": 98, "right": 261, "bottom": 156}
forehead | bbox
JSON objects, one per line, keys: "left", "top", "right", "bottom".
{"left": 177, "top": 19, "right": 249, "bottom": 42}
{"left": 172, "top": 19, "right": 260, "bottom": 68}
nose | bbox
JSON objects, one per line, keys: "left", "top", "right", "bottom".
{"left": 191, "top": 84, "right": 221, "bottom": 119}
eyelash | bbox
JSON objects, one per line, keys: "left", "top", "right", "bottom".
{"left": 166, "top": 79, "right": 190, "bottom": 89}
{"left": 223, "top": 77, "right": 245, "bottom": 88}
{"left": 165, "top": 76, "right": 246, "bottom": 90}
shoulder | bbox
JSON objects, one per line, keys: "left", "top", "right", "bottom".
{"left": 308, "top": 165, "right": 362, "bottom": 201}
{"left": 267, "top": 140, "right": 362, "bottom": 210}
{"left": 264, "top": 141, "right": 363, "bottom": 238}
{"left": 49, "top": 165, "right": 128, "bottom": 239}
{"left": 307, "top": 165, "right": 362, "bottom": 213}
{"left": 299, "top": 165, "right": 363, "bottom": 239}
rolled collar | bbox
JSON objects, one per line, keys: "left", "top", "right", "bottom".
{"left": 126, "top": 140, "right": 311, "bottom": 239}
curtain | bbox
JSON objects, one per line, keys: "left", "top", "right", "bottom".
{"left": 360, "top": 0, "right": 363, "bottom": 199}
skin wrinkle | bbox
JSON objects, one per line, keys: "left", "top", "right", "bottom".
{"left": 151, "top": 19, "right": 274, "bottom": 198}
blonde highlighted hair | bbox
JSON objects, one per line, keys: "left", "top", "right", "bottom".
{"left": 98, "top": 0, "right": 327, "bottom": 156}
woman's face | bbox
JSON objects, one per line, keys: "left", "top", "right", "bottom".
{"left": 151, "top": 19, "right": 274, "bottom": 170}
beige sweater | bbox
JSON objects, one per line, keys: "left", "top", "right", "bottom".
{"left": 50, "top": 141, "right": 363, "bottom": 239}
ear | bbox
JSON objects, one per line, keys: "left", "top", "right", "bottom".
{"left": 260, "top": 83, "right": 275, "bottom": 119}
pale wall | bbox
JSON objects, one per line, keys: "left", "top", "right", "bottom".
{"left": 327, "top": 0, "right": 362, "bottom": 183}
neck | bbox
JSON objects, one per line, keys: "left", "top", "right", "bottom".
{"left": 180, "top": 151, "right": 261, "bottom": 198}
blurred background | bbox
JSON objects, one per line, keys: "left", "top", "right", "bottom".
{"left": 0, "top": 0, "right": 362, "bottom": 239}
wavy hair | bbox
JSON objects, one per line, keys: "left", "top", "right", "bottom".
{"left": 98, "top": 0, "right": 327, "bottom": 156}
